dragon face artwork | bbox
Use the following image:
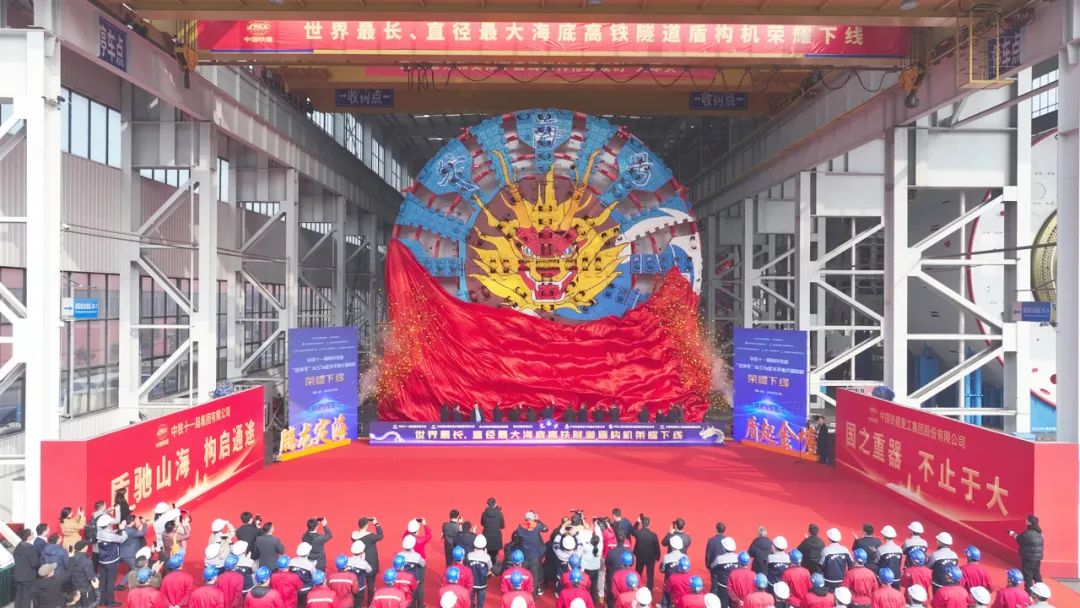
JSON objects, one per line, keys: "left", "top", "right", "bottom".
{"left": 470, "top": 151, "right": 625, "bottom": 312}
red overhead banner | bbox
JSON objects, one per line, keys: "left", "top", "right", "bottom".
{"left": 41, "top": 388, "right": 265, "bottom": 524}
{"left": 197, "top": 20, "right": 908, "bottom": 59}
{"left": 836, "top": 390, "right": 1077, "bottom": 575}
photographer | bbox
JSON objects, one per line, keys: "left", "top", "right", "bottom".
{"left": 663, "top": 520, "right": 691, "bottom": 555}
{"left": 481, "top": 499, "right": 505, "bottom": 565}
{"left": 581, "top": 522, "right": 604, "bottom": 602}
{"left": 302, "top": 517, "right": 333, "bottom": 571}
{"left": 236, "top": 512, "right": 264, "bottom": 547}
{"left": 513, "top": 512, "right": 548, "bottom": 599}
{"left": 354, "top": 517, "right": 384, "bottom": 606}
{"left": 631, "top": 516, "right": 660, "bottom": 592}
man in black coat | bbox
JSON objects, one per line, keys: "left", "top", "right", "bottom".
{"left": 632, "top": 516, "right": 661, "bottom": 591}
{"left": 236, "top": 512, "right": 264, "bottom": 548}
{"left": 637, "top": 408, "right": 649, "bottom": 423}
{"left": 302, "top": 517, "right": 333, "bottom": 571}
{"left": 609, "top": 404, "right": 622, "bottom": 422}
{"left": 704, "top": 523, "right": 727, "bottom": 573}
{"left": 796, "top": 524, "right": 825, "bottom": 575}
{"left": 493, "top": 405, "right": 504, "bottom": 423}
{"left": 34, "top": 563, "right": 69, "bottom": 608}
{"left": 254, "top": 522, "right": 286, "bottom": 569}
{"left": 1011, "top": 514, "right": 1044, "bottom": 593}
{"left": 67, "top": 541, "right": 98, "bottom": 608}
{"left": 814, "top": 416, "right": 833, "bottom": 466}
{"left": 442, "top": 510, "right": 463, "bottom": 566}
{"left": 852, "top": 524, "right": 881, "bottom": 565}
{"left": 748, "top": 527, "right": 773, "bottom": 575}
{"left": 14, "top": 528, "right": 40, "bottom": 608}
{"left": 356, "top": 517, "right": 384, "bottom": 606}
{"left": 662, "top": 519, "right": 691, "bottom": 553}
{"left": 480, "top": 499, "right": 505, "bottom": 564}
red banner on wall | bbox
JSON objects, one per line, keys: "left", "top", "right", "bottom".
{"left": 41, "top": 388, "right": 265, "bottom": 524}
{"left": 836, "top": 390, "right": 1077, "bottom": 575}
{"left": 197, "top": 21, "right": 908, "bottom": 60}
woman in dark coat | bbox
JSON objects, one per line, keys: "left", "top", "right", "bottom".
{"left": 480, "top": 498, "right": 505, "bottom": 564}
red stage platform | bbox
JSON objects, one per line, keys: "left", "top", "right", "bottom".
{"left": 185, "top": 442, "right": 1078, "bottom": 606}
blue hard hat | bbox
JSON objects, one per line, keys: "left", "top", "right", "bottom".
{"left": 811, "top": 573, "right": 825, "bottom": 589}
{"left": 446, "top": 566, "right": 460, "bottom": 584}
{"left": 621, "top": 552, "right": 634, "bottom": 567}
{"left": 789, "top": 549, "right": 803, "bottom": 565}
{"left": 204, "top": 566, "right": 220, "bottom": 583}
{"left": 909, "top": 548, "right": 926, "bottom": 566}
{"left": 224, "top": 555, "right": 239, "bottom": 571}
{"left": 754, "top": 573, "right": 768, "bottom": 589}
{"left": 383, "top": 569, "right": 397, "bottom": 585}
{"left": 570, "top": 570, "right": 582, "bottom": 586}
{"left": 137, "top": 568, "right": 153, "bottom": 584}
{"left": 168, "top": 554, "right": 184, "bottom": 570}
{"left": 1007, "top": 568, "right": 1024, "bottom": 585}
{"left": 452, "top": 546, "right": 466, "bottom": 562}
{"left": 690, "top": 576, "right": 703, "bottom": 593}
{"left": 878, "top": 568, "right": 895, "bottom": 585}
{"left": 946, "top": 566, "right": 963, "bottom": 584}
{"left": 277, "top": 555, "right": 290, "bottom": 570}
{"left": 511, "top": 550, "right": 525, "bottom": 565}
{"left": 677, "top": 556, "right": 690, "bottom": 572}
{"left": 569, "top": 554, "right": 581, "bottom": 569}
{"left": 256, "top": 567, "right": 272, "bottom": 584}
{"left": 853, "top": 548, "right": 867, "bottom": 564}
{"left": 510, "top": 570, "right": 524, "bottom": 588}
{"left": 392, "top": 555, "right": 406, "bottom": 570}
{"left": 964, "top": 546, "right": 981, "bottom": 562}
{"left": 336, "top": 555, "right": 348, "bottom": 570}
{"left": 626, "top": 573, "right": 639, "bottom": 589}
{"left": 312, "top": 570, "right": 325, "bottom": 586}
{"left": 737, "top": 552, "right": 750, "bottom": 567}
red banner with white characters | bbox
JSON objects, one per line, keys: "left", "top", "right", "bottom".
{"left": 836, "top": 390, "right": 1077, "bottom": 575}
{"left": 197, "top": 21, "right": 908, "bottom": 59}
{"left": 41, "top": 388, "right": 264, "bottom": 524}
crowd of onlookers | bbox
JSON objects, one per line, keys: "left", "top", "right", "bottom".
{"left": 5, "top": 492, "right": 1058, "bottom": 608}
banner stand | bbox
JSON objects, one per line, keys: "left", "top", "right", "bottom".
{"left": 732, "top": 327, "right": 810, "bottom": 457}
{"left": 281, "top": 327, "right": 360, "bottom": 460}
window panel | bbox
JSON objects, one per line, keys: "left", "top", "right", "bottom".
{"left": 60, "top": 88, "right": 70, "bottom": 153}
{"left": 70, "top": 93, "right": 89, "bottom": 158}
{"left": 89, "top": 101, "right": 108, "bottom": 163}
{"left": 107, "top": 109, "right": 121, "bottom": 167}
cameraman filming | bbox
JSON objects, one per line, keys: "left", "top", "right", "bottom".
{"left": 303, "top": 517, "right": 333, "bottom": 572}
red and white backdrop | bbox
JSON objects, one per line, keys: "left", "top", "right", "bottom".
{"left": 836, "top": 390, "right": 1077, "bottom": 575}
{"left": 41, "top": 388, "right": 265, "bottom": 525}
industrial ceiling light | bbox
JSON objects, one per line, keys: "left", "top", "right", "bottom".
{"left": 900, "top": 0, "right": 918, "bottom": 10}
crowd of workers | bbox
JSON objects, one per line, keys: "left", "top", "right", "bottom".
{"left": 9, "top": 496, "right": 1057, "bottom": 608}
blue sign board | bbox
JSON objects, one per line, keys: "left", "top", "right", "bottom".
{"left": 732, "top": 327, "right": 809, "bottom": 454}
{"left": 98, "top": 17, "right": 128, "bottom": 72}
{"left": 1014, "top": 301, "right": 1053, "bottom": 323}
{"left": 282, "top": 327, "right": 359, "bottom": 460}
{"left": 689, "top": 91, "right": 749, "bottom": 111}
{"left": 334, "top": 88, "right": 395, "bottom": 108}
{"left": 369, "top": 420, "right": 726, "bottom": 446}
{"left": 73, "top": 298, "right": 99, "bottom": 320}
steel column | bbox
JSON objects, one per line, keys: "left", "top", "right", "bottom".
{"left": 883, "top": 128, "right": 911, "bottom": 402}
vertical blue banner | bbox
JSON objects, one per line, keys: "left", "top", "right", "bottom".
{"left": 732, "top": 327, "right": 809, "bottom": 455}
{"left": 282, "top": 327, "right": 359, "bottom": 460}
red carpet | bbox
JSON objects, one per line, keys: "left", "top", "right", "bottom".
{"left": 182, "top": 442, "right": 1077, "bottom": 606}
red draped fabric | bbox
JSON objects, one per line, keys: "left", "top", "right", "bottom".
{"left": 376, "top": 240, "right": 711, "bottom": 421}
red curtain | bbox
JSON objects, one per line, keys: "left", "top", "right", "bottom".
{"left": 376, "top": 240, "right": 711, "bottom": 421}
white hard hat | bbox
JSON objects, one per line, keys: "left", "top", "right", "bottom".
{"left": 773, "top": 582, "right": 790, "bottom": 601}
{"left": 511, "top": 597, "right": 528, "bottom": 608}
{"left": 881, "top": 525, "right": 897, "bottom": 539}
{"left": 351, "top": 541, "right": 365, "bottom": 555}
{"left": 561, "top": 535, "right": 576, "bottom": 551}
{"left": 773, "top": 536, "right": 788, "bottom": 551}
{"left": 211, "top": 519, "right": 227, "bottom": 533}
{"left": 232, "top": 541, "right": 248, "bottom": 556}
{"left": 826, "top": 528, "right": 841, "bottom": 542}
{"left": 136, "top": 547, "right": 153, "bottom": 561}
{"left": 297, "top": 542, "right": 312, "bottom": 557}
{"left": 407, "top": 520, "right": 420, "bottom": 534}
{"left": 935, "top": 531, "right": 953, "bottom": 546}
{"left": 703, "top": 594, "right": 721, "bottom": 608}
{"left": 570, "top": 599, "right": 586, "bottom": 608}
{"left": 154, "top": 502, "right": 171, "bottom": 515}
{"left": 908, "top": 521, "right": 924, "bottom": 534}
{"left": 908, "top": 584, "right": 928, "bottom": 603}
{"left": 525, "top": 512, "right": 537, "bottom": 522}
{"left": 205, "top": 545, "right": 220, "bottom": 561}
{"left": 441, "top": 592, "right": 458, "bottom": 608}
{"left": 970, "top": 586, "right": 991, "bottom": 605}
{"left": 720, "top": 537, "right": 736, "bottom": 552}
{"left": 474, "top": 535, "right": 488, "bottom": 549}
{"left": 1031, "top": 582, "right": 1051, "bottom": 600}
{"left": 635, "top": 588, "right": 653, "bottom": 607}
{"left": 834, "top": 587, "right": 852, "bottom": 606}
{"left": 351, "top": 531, "right": 363, "bottom": 541}
{"left": 162, "top": 509, "right": 182, "bottom": 524}
{"left": 96, "top": 514, "right": 116, "bottom": 528}
{"left": 669, "top": 535, "right": 684, "bottom": 551}
{"left": 402, "top": 535, "right": 416, "bottom": 550}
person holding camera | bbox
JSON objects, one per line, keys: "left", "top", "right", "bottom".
{"left": 443, "top": 511, "right": 464, "bottom": 567}
{"left": 513, "top": 512, "right": 549, "bottom": 599}
{"left": 236, "top": 513, "right": 264, "bottom": 548}
{"left": 663, "top": 520, "right": 691, "bottom": 555}
{"left": 481, "top": 499, "right": 506, "bottom": 565}
{"left": 354, "top": 518, "right": 384, "bottom": 607}
{"left": 631, "top": 516, "right": 661, "bottom": 593}
{"left": 303, "top": 518, "right": 333, "bottom": 572}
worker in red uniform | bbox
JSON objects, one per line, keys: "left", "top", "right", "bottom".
{"left": 990, "top": 570, "right": 1032, "bottom": 608}
{"left": 901, "top": 550, "right": 933, "bottom": 596}
{"left": 781, "top": 551, "right": 811, "bottom": 608}
{"left": 665, "top": 556, "right": 694, "bottom": 608}
{"left": 130, "top": 568, "right": 170, "bottom": 608}
{"left": 842, "top": 549, "right": 877, "bottom": 607}
{"left": 742, "top": 574, "right": 774, "bottom": 608}
{"left": 218, "top": 555, "right": 245, "bottom": 608}
{"left": 329, "top": 556, "right": 362, "bottom": 608}
{"left": 959, "top": 547, "right": 992, "bottom": 597}
{"left": 611, "top": 552, "right": 638, "bottom": 600}
{"left": 371, "top": 571, "right": 408, "bottom": 608}
{"left": 391, "top": 556, "right": 417, "bottom": 607}
{"left": 445, "top": 547, "right": 474, "bottom": 591}
{"left": 502, "top": 551, "right": 536, "bottom": 594}
{"left": 270, "top": 556, "right": 303, "bottom": 608}
{"left": 308, "top": 571, "right": 340, "bottom": 608}
{"left": 162, "top": 554, "right": 196, "bottom": 608}
{"left": 675, "top": 576, "right": 708, "bottom": 608}
{"left": 803, "top": 575, "right": 834, "bottom": 608}
{"left": 247, "top": 568, "right": 286, "bottom": 608}
{"left": 501, "top": 572, "right": 537, "bottom": 608}
{"left": 558, "top": 557, "right": 592, "bottom": 593}
{"left": 870, "top": 569, "right": 904, "bottom": 608}
{"left": 617, "top": 573, "right": 643, "bottom": 608}
{"left": 728, "top": 553, "right": 756, "bottom": 608}
{"left": 930, "top": 567, "right": 967, "bottom": 608}
{"left": 403, "top": 519, "right": 433, "bottom": 560}
{"left": 191, "top": 567, "right": 227, "bottom": 608}
{"left": 437, "top": 566, "right": 471, "bottom": 608}
{"left": 556, "top": 569, "right": 595, "bottom": 608}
